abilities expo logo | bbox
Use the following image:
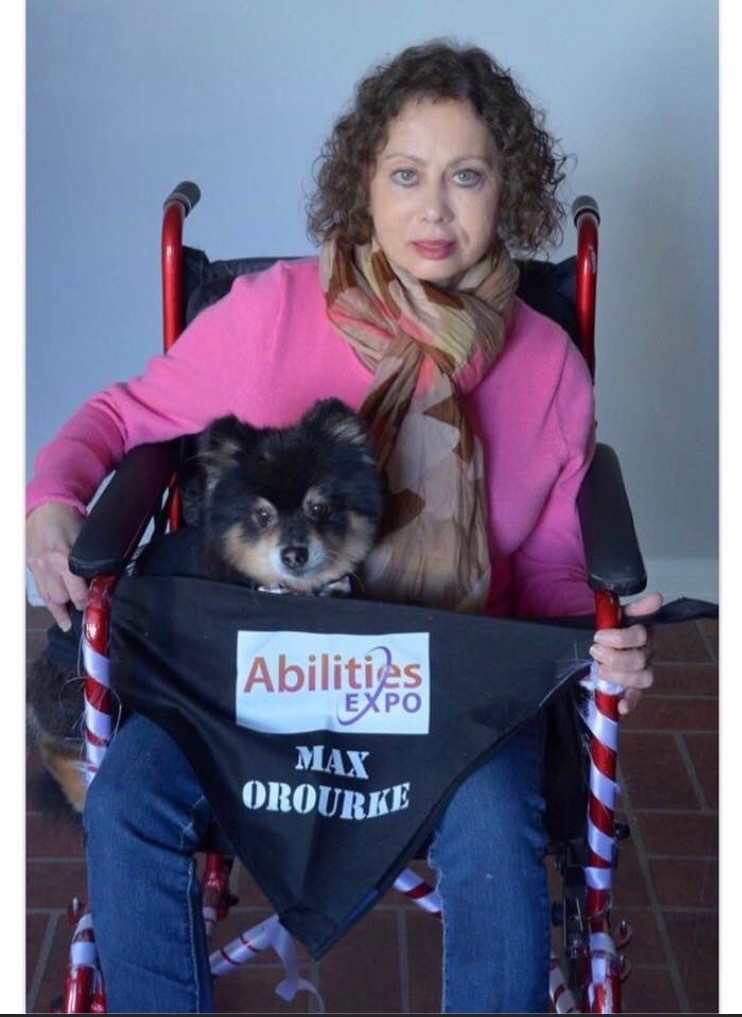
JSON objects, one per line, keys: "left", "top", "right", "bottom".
{"left": 235, "top": 630, "right": 430, "bottom": 734}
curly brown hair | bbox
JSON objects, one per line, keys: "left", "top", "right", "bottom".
{"left": 306, "top": 39, "right": 569, "bottom": 254}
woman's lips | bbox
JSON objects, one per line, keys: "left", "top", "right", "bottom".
{"left": 411, "top": 240, "right": 457, "bottom": 260}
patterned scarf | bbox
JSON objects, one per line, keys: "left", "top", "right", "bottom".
{"left": 319, "top": 238, "right": 519, "bottom": 612}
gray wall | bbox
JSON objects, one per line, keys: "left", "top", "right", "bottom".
{"left": 27, "top": 0, "right": 718, "bottom": 593}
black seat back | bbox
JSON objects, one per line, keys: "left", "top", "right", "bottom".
{"left": 181, "top": 247, "right": 579, "bottom": 343}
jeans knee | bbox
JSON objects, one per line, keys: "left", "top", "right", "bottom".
{"left": 430, "top": 726, "right": 547, "bottom": 882}
{"left": 83, "top": 756, "right": 128, "bottom": 848}
{"left": 84, "top": 716, "right": 213, "bottom": 862}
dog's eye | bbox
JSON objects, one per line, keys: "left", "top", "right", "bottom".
{"left": 254, "top": 507, "right": 274, "bottom": 529}
{"left": 307, "top": 502, "right": 332, "bottom": 523}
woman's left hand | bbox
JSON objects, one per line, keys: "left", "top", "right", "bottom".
{"left": 589, "top": 591, "right": 664, "bottom": 715}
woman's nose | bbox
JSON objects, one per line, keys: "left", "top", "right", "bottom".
{"left": 420, "top": 181, "right": 452, "bottom": 223}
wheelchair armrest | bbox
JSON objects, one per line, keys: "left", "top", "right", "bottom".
{"left": 577, "top": 442, "right": 647, "bottom": 596}
{"left": 68, "top": 440, "right": 180, "bottom": 579}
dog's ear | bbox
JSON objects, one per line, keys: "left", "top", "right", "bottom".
{"left": 196, "top": 415, "right": 259, "bottom": 477}
{"left": 302, "top": 398, "right": 370, "bottom": 449}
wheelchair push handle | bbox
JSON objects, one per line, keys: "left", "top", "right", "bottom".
{"left": 572, "top": 195, "right": 600, "bottom": 380}
{"left": 163, "top": 180, "right": 201, "bottom": 217}
{"left": 572, "top": 194, "right": 600, "bottom": 226}
{"left": 161, "top": 181, "right": 202, "bottom": 528}
{"left": 162, "top": 182, "right": 202, "bottom": 356}
{"left": 595, "top": 589, "right": 621, "bottom": 630}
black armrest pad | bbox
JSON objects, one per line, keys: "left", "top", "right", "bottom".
{"left": 577, "top": 443, "right": 647, "bottom": 596}
{"left": 69, "top": 441, "right": 179, "bottom": 579}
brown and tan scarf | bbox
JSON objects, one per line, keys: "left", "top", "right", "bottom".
{"left": 319, "top": 238, "right": 519, "bottom": 613}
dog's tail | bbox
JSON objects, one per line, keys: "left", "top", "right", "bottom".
{"left": 27, "top": 697, "right": 89, "bottom": 814}
{"left": 36, "top": 737, "right": 89, "bottom": 814}
{"left": 27, "top": 647, "right": 92, "bottom": 814}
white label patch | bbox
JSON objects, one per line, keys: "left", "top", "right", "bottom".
{"left": 235, "top": 631, "right": 430, "bottom": 735}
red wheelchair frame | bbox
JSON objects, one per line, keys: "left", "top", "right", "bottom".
{"left": 55, "top": 183, "right": 642, "bottom": 1014}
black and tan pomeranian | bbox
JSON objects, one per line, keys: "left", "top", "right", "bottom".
{"left": 27, "top": 398, "right": 384, "bottom": 813}
{"left": 182, "top": 398, "right": 383, "bottom": 592}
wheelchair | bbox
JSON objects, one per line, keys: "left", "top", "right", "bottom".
{"left": 48, "top": 181, "right": 648, "bottom": 1014}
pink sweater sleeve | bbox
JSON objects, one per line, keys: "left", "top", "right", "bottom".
{"left": 26, "top": 272, "right": 273, "bottom": 517}
{"left": 511, "top": 344, "right": 597, "bottom": 619}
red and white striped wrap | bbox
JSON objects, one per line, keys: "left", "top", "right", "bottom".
{"left": 201, "top": 853, "right": 233, "bottom": 937}
{"left": 550, "top": 950, "right": 579, "bottom": 1013}
{"left": 80, "top": 576, "right": 119, "bottom": 784}
{"left": 393, "top": 867, "right": 442, "bottom": 916}
{"left": 580, "top": 657, "right": 623, "bottom": 1012}
{"left": 78, "top": 579, "right": 227, "bottom": 939}
{"left": 64, "top": 911, "right": 106, "bottom": 1013}
{"left": 207, "top": 868, "right": 441, "bottom": 1008}
{"left": 209, "top": 914, "right": 325, "bottom": 1010}
{"left": 69, "top": 912, "right": 98, "bottom": 971}
{"left": 207, "top": 869, "right": 442, "bottom": 1009}
{"left": 60, "top": 577, "right": 118, "bottom": 1013}
{"left": 81, "top": 640, "right": 110, "bottom": 774}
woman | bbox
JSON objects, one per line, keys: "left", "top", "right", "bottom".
{"left": 26, "top": 40, "right": 659, "bottom": 1013}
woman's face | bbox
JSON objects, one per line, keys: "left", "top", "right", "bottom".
{"left": 368, "top": 97, "right": 502, "bottom": 287}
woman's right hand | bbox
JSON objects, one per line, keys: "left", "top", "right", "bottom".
{"left": 26, "top": 502, "right": 88, "bottom": 631}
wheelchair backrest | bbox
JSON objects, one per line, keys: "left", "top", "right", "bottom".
{"left": 180, "top": 247, "right": 580, "bottom": 348}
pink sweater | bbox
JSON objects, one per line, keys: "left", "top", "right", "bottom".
{"left": 27, "top": 258, "right": 596, "bottom": 618}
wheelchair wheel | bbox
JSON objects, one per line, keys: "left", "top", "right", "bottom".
{"left": 550, "top": 820, "right": 633, "bottom": 1011}
{"left": 551, "top": 837, "right": 590, "bottom": 1008}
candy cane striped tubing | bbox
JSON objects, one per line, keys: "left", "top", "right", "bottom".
{"left": 579, "top": 657, "right": 624, "bottom": 1012}
{"left": 69, "top": 912, "right": 98, "bottom": 972}
{"left": 81, "top": 641, "right": 111, "bottom": 776}
{"left": 202, "top": 904, "right": 218, "bottom": 938}
{"left": 90, "top": 971, "right": 107, "bottom": 1015}
{"left": 201, "top": 853, "right": 233, "bottom": 937}
{"left": 210, "top": 914, "right": 325, "bottom": 1011}
{"left": 59, "top": 577, "right": 119, "bottom": 1013}
{"left": 80, "top": 576, "right": 119, "bottom": 783}
{"left": 208, "top": 871, "right": 442, "bottom": 1012}
{"left": 63, "top": 911, "right": 105, "bottom": 1013}
{"left": 550, "top": 951, "right": 579, "bottom": 1013}
{"left": 393, "top": 868, "right": 442, "bottom": 915}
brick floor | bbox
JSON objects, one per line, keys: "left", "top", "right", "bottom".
{"left": 25, "top": 605, "right": 719, "bottom": 1013}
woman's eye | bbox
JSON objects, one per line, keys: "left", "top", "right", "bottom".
{"left": 391, "top": 168, "right": 418, "bottom": 187}
{"left": 453, "top": 169, "right": 482, "bottom": 187}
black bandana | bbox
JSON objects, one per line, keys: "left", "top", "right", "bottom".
{"left": 106, "top": 531, "right": 716, "bottom": 958}
{"left": 110, "top": 571, "right": 592, "bottom": 957}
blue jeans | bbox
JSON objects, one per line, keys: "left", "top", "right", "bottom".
{"left": 84, "top": 714, "right": 549, "bottom": 1013}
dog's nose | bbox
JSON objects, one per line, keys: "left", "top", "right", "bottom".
{"left": 281, "top": 545, "right": 309, "bottom": 571}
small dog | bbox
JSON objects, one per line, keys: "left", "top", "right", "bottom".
{"left": 182, "top": 398, "right": 383, "bottom": 592}
{"left": 27, "top": 399, "right": 383, "bottom": 813}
